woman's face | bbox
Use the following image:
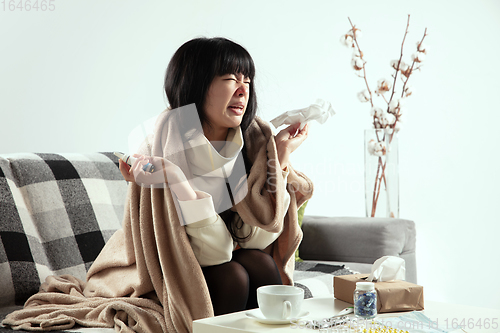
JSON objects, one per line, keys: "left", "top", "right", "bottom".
{"left": 203, "top": 73, "right": 250, "bottom": 137}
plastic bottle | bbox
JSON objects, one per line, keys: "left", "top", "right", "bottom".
{"left": 354, "top": 282, "right": 377, "bottom": 319}
{"left": 114, "top": 152, "right": 155, "bottom": 173}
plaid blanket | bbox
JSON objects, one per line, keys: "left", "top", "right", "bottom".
{"left": 0, "top": 153, "right": 128, "bottom": 308}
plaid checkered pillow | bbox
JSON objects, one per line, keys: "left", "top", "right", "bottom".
{"left": 0, "top": 153, "right": 128, "bottom": 306}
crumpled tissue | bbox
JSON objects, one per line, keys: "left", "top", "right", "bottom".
{"left": 270, "top": 99, "right": 335, "bottom": 130}
{"left": 367, "top": 255, "right": 406, "bottom": 282}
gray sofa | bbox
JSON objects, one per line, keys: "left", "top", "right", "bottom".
{"left": 0, "top": 152, "right": 416, "bottom": 328}
{"left": 299, "top": 216, "right": 417, "bottom": 284}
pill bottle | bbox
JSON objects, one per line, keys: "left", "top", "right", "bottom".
{"left": 354, "top": 282, "right": 377, "bottom": 319}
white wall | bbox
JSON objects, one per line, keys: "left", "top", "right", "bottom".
{"left": 1, "top": 0, "right": 499, "bottom": 309}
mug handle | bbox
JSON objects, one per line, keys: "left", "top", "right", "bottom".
{"left": 282, "top": 300, "right": 292, "bottom": 319}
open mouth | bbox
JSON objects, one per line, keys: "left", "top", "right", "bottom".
{"left": 228, "top": 105, "right": 244, "bottom": 115}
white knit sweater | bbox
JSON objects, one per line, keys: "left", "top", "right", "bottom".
{"left": 178, "top": 127, "right": 290, "bottom": 267}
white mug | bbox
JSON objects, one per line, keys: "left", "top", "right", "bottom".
{"left": 257, "top": 285, "right": 304, "bottom": 320}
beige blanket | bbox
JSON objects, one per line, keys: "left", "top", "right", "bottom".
{"left": 2, "top": 110, "right": 313, "bottom": 332}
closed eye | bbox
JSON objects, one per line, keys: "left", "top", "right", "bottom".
{"left": 225, "top": 78, "right": 251, "bottom": 85}
{"left": 224, "top": 74, "right": 250, "bottom": 84}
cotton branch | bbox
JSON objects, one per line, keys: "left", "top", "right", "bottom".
{"left": 348, "top": 17, "right": 374, "bottom": 108}
{"left": 388, "top": 14, "right": 411, "bottom": 109}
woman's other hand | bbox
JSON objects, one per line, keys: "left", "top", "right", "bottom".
{"left": 119, "top": 155, "right": 198, "bottom": 201}
{"left": 275, "top": 123, "right": 309, "bottom": 171}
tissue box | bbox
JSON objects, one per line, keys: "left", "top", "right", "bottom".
{"left": 334, "top": 274, "right": 424, "bottom": 313}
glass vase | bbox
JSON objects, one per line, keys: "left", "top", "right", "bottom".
{"left": 364, "top": 129, "right": 399, "bottom": 218}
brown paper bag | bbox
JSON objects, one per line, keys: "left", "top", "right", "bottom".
{"left": 334, "top": 274, "right": 424, "bottom": 313}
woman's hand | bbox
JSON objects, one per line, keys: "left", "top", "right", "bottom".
{"left": 119, "top": 159, "right": 135, "bottom": 182}
{"left": 119, "top": 154, "right": 198, "bottom": 201}
{"left": 275, "top": 123, "right": 309, "bottom": 170}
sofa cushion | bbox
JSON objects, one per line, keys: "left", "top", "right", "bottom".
{"left": 0, "top": 153, "right": 128, "bottom": 307}
{"left": 298, "top": 216, "right": 417, "bottom": 283}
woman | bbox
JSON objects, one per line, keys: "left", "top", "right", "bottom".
{"left": 119, "top": 37, "right": 312, "bottom": 316}
{"left": 3, "top": 37, "right": 313, "bottom": 333}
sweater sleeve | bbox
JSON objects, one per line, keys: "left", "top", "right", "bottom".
{"left": 181, "top": 191, "right": 234, "bottom": 267}
{"left": 184, "top": 215, "right": 234, "bottom": 267}
{"left": 177, "top": 190, "right": 217, "bottom": 225}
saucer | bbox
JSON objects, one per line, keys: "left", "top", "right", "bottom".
{"left": 245, "top": 309, "right": 310, "bottom": 325}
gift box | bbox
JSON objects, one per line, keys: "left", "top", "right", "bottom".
{"left": 334, "top": 274, "right": 424, "bottom": 313}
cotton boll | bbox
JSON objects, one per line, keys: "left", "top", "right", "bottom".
{"left": 389, "top": 98, "right": 405, "bottom": 113}
{"left": 367, "top": 139, "right": 386, "bottom": 156}
{"left": 351, "top": 56, "right": 364, "bottom": 71}
{"left": 390, "top": 60, "right": 399, "bottom": 70}
{"left": 357, "top": 90, "right": 370, "bottom": 103}
{"left": 384, "top": 113, "right": 396, "bottom": 125}
{"left": 370, "top": 106, "right": 384, "bottom": 117}
{"left": 411, "top": 52, "right": 425, "bottom": 63}
{"left": 340, "top": 34, "right": 354, "bottom": 48}
{"left": 389, "top": 99, "right": 399, "bottom": 112}
{"left": 393, "top": 60, "right": 412, "bottom": 78}
{"left": 369, "top": 140, "right": 386, "bottom": 156}
{"left": 376, "top": 142, "right": 387, "bottom": 156}
{"left": 391, "top": 59, "right": 408, "bottom": 71}
{"left": 352, "top": 28, "right": 362, "bottom": 39}
{"left": 377, "top": 78, "right": 392, "bottom": 93}
{"left": 404, "top": 85, "right": 414, "bottom": 97}
{"left": 379, "top": 116, "right": 387, "bottom": 127}
{"left": 379, "top": 113, "right": 395, "bottom": 127}
{"left": 367, "top": 139, "right": 377, "bottom": 155}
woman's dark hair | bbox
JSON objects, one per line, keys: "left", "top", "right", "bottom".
{"left": 164, "top": 37, "right": 257, "bottom": 241}
{"left": 164, "top": 37, "right": 257, "bottom": 134}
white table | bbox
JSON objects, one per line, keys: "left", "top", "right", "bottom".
{"left": 193, "top": 296, "right": 500, "bottom": 333}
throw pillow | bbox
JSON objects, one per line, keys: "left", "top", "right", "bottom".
{"left": 0, "top": 152, "right": 127, "bottom": 306}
